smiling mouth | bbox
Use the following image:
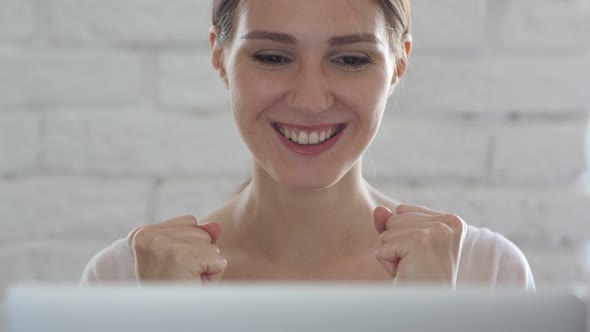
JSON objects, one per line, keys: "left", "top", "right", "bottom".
{"left": 272, "top": 123, "right": 347, "bottom": 145}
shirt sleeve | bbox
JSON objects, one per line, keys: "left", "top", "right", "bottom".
{"left": 495, "top": 234, "right": 536, "bottom": 290}
{"left": 79, "top": 238, "right": 137, "bottom": 285}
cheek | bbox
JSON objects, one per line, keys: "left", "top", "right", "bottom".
{"left": 230, "top": 67, "right": 285, "bottom": 116}
{"left": 336, "top": 72, "right": 390, "bottom": 114}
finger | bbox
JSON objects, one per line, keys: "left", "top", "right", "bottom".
{"left": 379, "top": 221, "right": 433, "bottom": 244}
{"left": 156, "top": 215, "right": 200, "bottom": 228}
{"left": 198, "top": 222, "right": 222, "bottom": 244}
{"left": 432, "top": 214, "right": 468, "bottom": 234}
{"left": 373, "top": 206, "right": 394, "bottom": 234}
{"left": 376, "top": 229, "right": 428, "bottom": 262}
{"left": 396, "top": 204, "right": 444, "bottom": 216}
{"left": 178, "top": 250, "right": 227, "bottom": 279}
{"left": 153, "top": 225, "right": 214, "bottom": 244}
{"left": 202, "top": 266, "right": 227, "bottom": 285}
{"left": 385, "top": 212, "right": 435, "bottom": 230}
{"left": 375, "top": 253, "right": 399, "bottom": 278}
{"left": 127, "top": 216, "right": 200, "bottom": 247}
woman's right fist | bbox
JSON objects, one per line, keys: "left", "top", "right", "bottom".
{"left": 127, "top": 215, "right": 226, "bottom": 284}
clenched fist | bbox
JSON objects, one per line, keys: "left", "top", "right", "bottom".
{"left": 373, "top": 204, "right": 467, "bottom": 287}
{"left": 127, "top": 216, "right": 227, "bottom": 284}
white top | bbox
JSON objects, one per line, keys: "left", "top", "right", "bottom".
{"left": 80, "top": 225, "right": 536, "bottom": 289}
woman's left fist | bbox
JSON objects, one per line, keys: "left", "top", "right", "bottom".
{"left": 373, "top": 204, "right": 467, "bottom": 287}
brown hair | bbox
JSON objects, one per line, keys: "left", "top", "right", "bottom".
{"left": 212, "top": 0, "right": 411, "bottom": 54}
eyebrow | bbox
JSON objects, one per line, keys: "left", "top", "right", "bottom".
{"left": 241, "top": 30, "right": 384, "bottom": 47}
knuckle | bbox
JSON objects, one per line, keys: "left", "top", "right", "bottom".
{"left": 195, "top": 229, "right": 213, "bottom": 243}
{"left": 150, "top": 235, "right": 174, "bottom": 257}
{"left": 379, "top": 232, "right": 387, "bottom": 244}
{"left": 208, "top": 244, "right": 221, "bottom": 254}
{"left": 379, "top": 231, "right": 392, "bottom": 244}
{"left": 179, "top": 215, "right": 198, "bottom": 224}
{"left": 441, "top": 214, "right": 466, "bottom": 231}
{"left": 413, "top": 229, "right": 431, "bottom": 246}
{"left": 129, "top": 226, "right": 155, "bottom": 251}
{"left": 126, "top": 226, "right": 143, "bottom": 248}
{"left": 431, "top": 221, "right": 452, "bottom": 235}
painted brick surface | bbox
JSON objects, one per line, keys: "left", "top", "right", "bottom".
{"left": 48, "top": 0, "right": 211, "bottom": 45}
{"left": 411, "top": 0, "right": 485, "bottom": 52}
{"left": 0, "top": 50, "right": 143, "bottom": 107}
{"left": 44, "top": 112, "right": 251, "bottom": 176}
{"left": 158, "top": 53, "right": 230, "bottom": 110}
{"left": 0, "top": 0, "right": 34, "bottom": 40}
{"left": 0, "top": 113, "right": 40, "bottom": 175}
{"left": 365, "top": 115, "right": 489, "bottom": 180}
{"left": 492, "top": 120, "right": 588, "bottom": 185}
{"left": 1, "top": 0, "right": 589, "bottom": 294}
{"left": 0, "top": 176, "right": 151, "bottom": 244}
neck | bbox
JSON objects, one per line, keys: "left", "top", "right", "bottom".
{"left": 232, "top": 162, "right": 380, "bottom": 266}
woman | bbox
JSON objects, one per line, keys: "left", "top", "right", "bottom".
{"left": 81, "top": 0, "right": 535, "bottom": 288}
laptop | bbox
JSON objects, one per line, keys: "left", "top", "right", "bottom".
{"left": 2, "top": 283, "right": 588, "bottom": 332}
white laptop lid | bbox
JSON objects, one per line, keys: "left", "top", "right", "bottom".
{"left": 3, "top": 283, "right": 588, "bottom": 332}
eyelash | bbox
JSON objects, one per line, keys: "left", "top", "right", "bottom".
{"left": 252, "top": 54, "right": 374, "bottom": 70}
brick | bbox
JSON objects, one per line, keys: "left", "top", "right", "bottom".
{"left": 393, "top": 54, "right": 590, "bottom": 114}
{"left": 492, "top": 0, "right": 590, "bottom": 51}
{"left": 411, "top": 0, "right": 485, "bottom": 52}
{"left": 0, "top": 113, "right": 39, "bottom": 175}
{"left": 391, "top": 55, "right": 493, "bottom": 113}
{"left": 45, "top": 112, "right": 251, "bottom": 176}
{"left": 0, "top": 0, "right": 34, "bottom": 40}
{"left": 0, "top": 49, "right": 142, "bottom": 107}
{"left": 0, "top": 240, "right": 113, "bottom": 294}
{"left": 155, "top": 177, "right": 249, "bottom": 222}
{"left": 364, "top": 116, "right": 489, "bottom": 180}
{"left": 488, "top": 55, "right": 590, "bottom": 112}
{"left": 0, "top": 176, "right": 150, "bottom": 243}
{"left": 158, "top": 53, "right": 230, "bottom": 110}
{"left": 373, "top": 185, "right": 590, "bottom": 249}
{"left": 492, "top": 121, "right": 587, "bottom": 185}
{"left": 48, "top": 0, "right": 211, "bottom": 45}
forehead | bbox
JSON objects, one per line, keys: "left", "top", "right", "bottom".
{"left": 235, "top": 0, "right": 388, "bottom": 45}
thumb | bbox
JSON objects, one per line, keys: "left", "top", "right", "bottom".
{"left": 373, "top": 206, "right": 394, "bottom": 234}
{"left": 198, "top": 222, "right": 222, "bottom": 244}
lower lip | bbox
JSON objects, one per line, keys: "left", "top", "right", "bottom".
{"left": 274, "top": 126, "right": 346, "bottom": 156}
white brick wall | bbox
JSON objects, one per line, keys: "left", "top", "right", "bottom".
{"left": 410, "top": 0, "right": 486, "bottom": 52}
{"left": 44, "top": 112, "right": 251, "bottom": 176}
{"left": 158, "top": 53, "right": 231, "bottom": 110}
{"left": 0, "top": 114, "right": 40, "bottom": 175}
{"left": 0, "top": 49, "right": 143, "bottom": 107}
{"left": 0, "top": 0, "right": 34, "bottom": 41}
{"left": 47, "top": 0, "right": 212, "bottom": 46}
{"left": 492, "top": 0, "right": 590, "bottom": 52}
{"left": 0, "top": 0, "right": 589, "bottom": 297}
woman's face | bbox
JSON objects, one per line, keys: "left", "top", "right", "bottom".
{"left": 213, "top": 0, "right": 400, "bottom": 191}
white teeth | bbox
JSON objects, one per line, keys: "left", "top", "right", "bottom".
{"left": 276, "top": 124, "right": 342, "bottom": 145}
{"left": 298, "top": 132, "right": 308, "bottom": 144}
{"left": 309, "top": 132, "right": 319, "bottom": 144}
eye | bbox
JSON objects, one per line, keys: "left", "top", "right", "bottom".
{"left": 332, "top": 56, "right": 374, "bottom": 69}
{"left": 252, "top": 54, "right": 292, "bottom": 66}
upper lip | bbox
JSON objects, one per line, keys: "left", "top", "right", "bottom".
{"left": 272, "top": 122, "right": 346, "bottom": 130}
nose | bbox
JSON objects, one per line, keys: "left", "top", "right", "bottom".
{"left": 286, "top": 60, "right": 335, "bottom": 114}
